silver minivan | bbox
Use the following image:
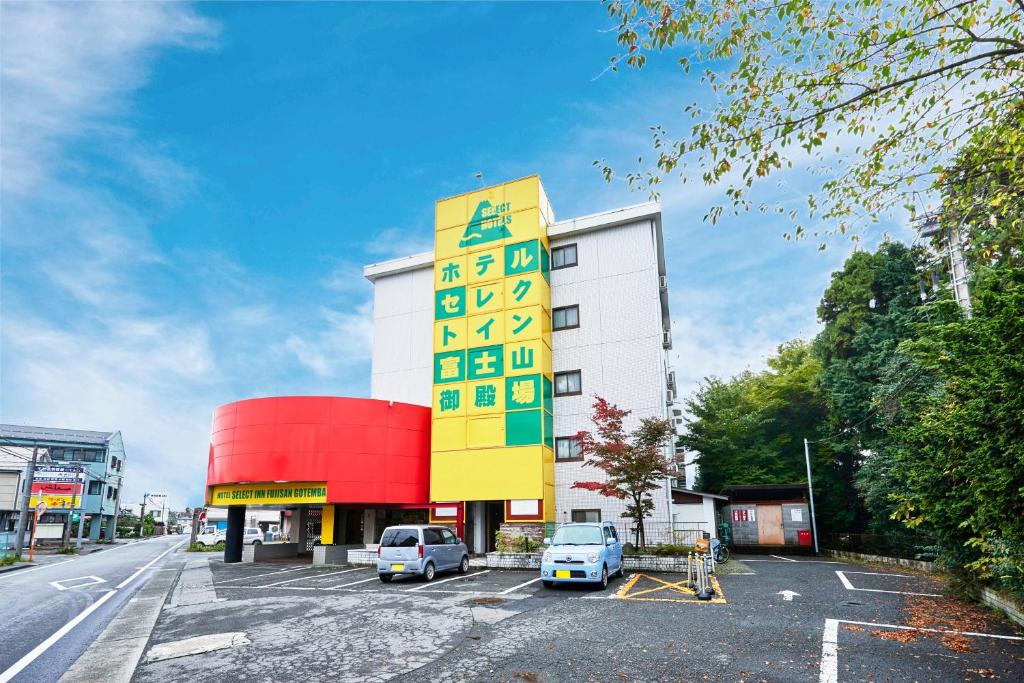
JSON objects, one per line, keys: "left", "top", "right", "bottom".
{"left": 377, "top": 525, "right": 469, "bottom": 583}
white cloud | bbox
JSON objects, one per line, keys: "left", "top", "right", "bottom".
{"left": 283, "top": 303, "right": 375, "bottom": 378}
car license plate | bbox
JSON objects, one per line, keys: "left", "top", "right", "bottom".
{"left": 390, "top": 564, "right": 404, "bottom": 571}
{"left": 555, "top": 570, "right": 571, "bottom": 579}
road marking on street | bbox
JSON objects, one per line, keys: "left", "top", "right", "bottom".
{"left": 0, "top": 590, "right": 116, "bottom": 683}
{"left": 261, "top": 567, "right": 366, "bottom": 587}
{"left": 116, "top": 542, "right": 184, "bottom": 589}
{"left": 743, "top": 559, "right": 844, "bottom": 564}
{"left": 0, "top": 559, "right": 75, "bottom": 580}
{"left": 217, "top": 565, "right": 310, "bottom": 584}
{"left": 328, "top": 576, "right": 381, "bottom": 589}
{"left": 499, "top": 576, "right": 543, "bottom": 594}
{"left": 405, "top": 570, "right": 490, "bottom": 592}
{"left": 834, "top": 570, "right": 941, "bottom": 597}
{"left": 49, "top": 575, "right": 107, "bottom": 591}
{"left": 778, "top": 590, "right": 800, "bottom": 601}
{"left": 818, "top": 618, "right": 1024, "bottom": 683}
{"left": 770, "top": 555, "right": 798, "bottom": 562}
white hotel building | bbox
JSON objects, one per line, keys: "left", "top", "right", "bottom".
{"left": 364, "top": 202, "right": 681, "bottom": 545}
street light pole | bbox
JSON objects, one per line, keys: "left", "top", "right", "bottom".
{"left": 803, "top": 438, "right": 820, "bottom": 554}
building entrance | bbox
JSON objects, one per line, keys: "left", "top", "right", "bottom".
{"left": 485, "top": 501, "right": 504, "bottom": 552}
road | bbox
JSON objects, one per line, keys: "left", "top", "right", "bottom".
{"left": 0, "top": 535, "right": 183, "bottom": 683}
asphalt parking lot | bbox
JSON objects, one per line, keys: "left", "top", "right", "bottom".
{"left": 132, "top": 553, "right": 1024, "bottom": 682}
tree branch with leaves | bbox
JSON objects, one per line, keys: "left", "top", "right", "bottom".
{"left": 596, "top": 0, "right": 1024, "bottom": 244}
{"left": 572, "top": 396, "right": 676, "bottom": 549}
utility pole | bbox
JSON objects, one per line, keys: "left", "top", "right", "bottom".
{"left": 138, "top": 493, "right": 148, "bottom": 538}
{"left": 803, "top": 438, "right": 820, "bottom": 555}
{"left": 189, "top": 508, "right": 201, "bottom": 547}
{"left": 13, "top": 446, "right": 39, "bottom": 559}
{"left": 62, "top": 466, "right": 84, "bottom": 548}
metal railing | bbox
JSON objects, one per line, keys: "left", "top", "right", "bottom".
{"left": 604, "top": 521, "right": 711, "bottom": 550}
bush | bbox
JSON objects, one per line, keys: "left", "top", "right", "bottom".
{"left": 187, "top": 542, "right": 225, "bottom": 552}
{"left": 1, "top": 555, "right": 17, "bottom": 566}
{"left": 494, "top": 531, "right": 539, "bottom": 553}
{"left": 57, "top": 546, "right": 78, "bottom": 555}
{"left": 623, "top": 543, "right": 694, "bottom": 556}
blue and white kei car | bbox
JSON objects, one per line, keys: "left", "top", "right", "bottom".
{"left": 540, "top": 521, "right": 624, "bottom": 589}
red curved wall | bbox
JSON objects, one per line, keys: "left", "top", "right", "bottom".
{"left": 208, "top": 396, "right": 431, "bottom": 505}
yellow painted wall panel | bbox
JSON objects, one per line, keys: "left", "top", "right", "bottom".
{"left": 467, "top": 246, "right": 504, "bottom": 285}
{"left": 502, "top": 176, "right": 540, "bottom": 213}
{"left": 504, "top": 304, "right": 547, "bottom": 343}
{"left": 504, "top": 339, "right": 552, "bottom": 378}
{"left": 467, "top": 282, "right": 503, "bottom": 316}
{"left": 431, "top": 416, "right": 467, "bottom": 452}
{"left": 506, "top": 207, "right": 547, "bottom": 246}
{"left": 433, "top": 318, "right": 467, "bottom": 352}
{"left": 430, "top": 446, "right": 545, "bottom": 502}
{"left": 436, "top": 195, "right": 467, "bottom": 231}
{"left": 466, "top": 378, "right": 504, "bottom": 415}
{"left": 435, "top": 226, "right": 466, "bottom": 259}
{"left": 434, "top": 255, "right": 467, "bottom": 289}
{"left": 466, "top": 414, "right": 505, "bottom": 448}
{"left": 503, "top": 272, "right": 550, "bottom": 310}
{"left": 433, "top": 383, "right": 467, "bottom": 418}
{"left": 467, "top": 311, "right": 505, "bottom": 347}
{"left": 321, "top": 504, "right": 335, "bottom": 545}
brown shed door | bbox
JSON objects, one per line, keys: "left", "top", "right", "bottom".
{"left": 756, "top": 505, "right": 784, "bottom": 545}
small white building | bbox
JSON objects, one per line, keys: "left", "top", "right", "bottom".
{"left": 670, "top": 486, "right": 727, "bottom": 543}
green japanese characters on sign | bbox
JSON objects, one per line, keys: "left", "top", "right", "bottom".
{"left": 467, "top": 345, "right": 504, "bottom": 380}
{"left": 438, "top": 388, "right": 461, "bottom": 413}
{"left": 435, "top": 286, "right": 466, "bottom": 320}
{"left": 504, "top": 240, "right": 541, "bottom": 276}
{"left": 506, "top": 374, "right": 541, "bottom": 410}
{"left": 434, "top": 350, "right": 466, "bottom": 383}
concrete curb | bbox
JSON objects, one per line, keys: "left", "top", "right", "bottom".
{"left": 60, "top": 550, "right": 184, "bottom": 683}
{"left": 823, "top": 548, "right": 936, "bottom": 572}
{"left": 980, "top": 587, "right": 1024, "bottom": 629}
{"left": 0, "top": 562, "right": 34, "bottom": 574}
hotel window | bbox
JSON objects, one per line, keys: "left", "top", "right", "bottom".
{"left": 555, "top": 437, "right": 582, "bottom": 461}
{"left": 554, "top": 370, "right": 582, "bottom": 397}
{"left": 88, "top": 481, "right": 103, "bottom": 495}
{"left": 551, "top": 244, "right": 577, "bottom": 269}
{"left": 571, "top": 509, "right": 601, "bottom": 523}
{"left": 552, "top": 305, "right": 579, "bottom": 331}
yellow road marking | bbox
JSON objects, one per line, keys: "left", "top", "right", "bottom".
{"left": 618, "top": 573, "right": 727, "bottom": 604}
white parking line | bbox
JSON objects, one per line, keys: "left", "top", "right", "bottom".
{"left": 818, "top": 618, "right": 1024, "bottom": 683}
{"left": 770, "top": 555, "right": 798, "bottom": 562}
{"left": 499, "top": 576, "right": 543, "bottom": 594}
{"left": 217, "top": 566, "right": 310, "bottom": 584}
{"left": 834, "top": 570, "right": 941, "bottom": 597}
{"left": 404, "top": 570, "right": 490, "bottom": 592}
{"left": 328, "top": 576, "right": 380, "bottom": 590}
{"left": 261, "top": 567, "right": 366, "bottom": 588}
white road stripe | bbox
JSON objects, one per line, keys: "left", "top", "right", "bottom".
{"left": 818, "top": 618, "right": 838, "bottom": 683}
{"left": 499, "top": 576, "right": 543, "bottom": 595}
{"left": 838, "top": 618, "right": 1024, "bottom": 641}
{"left": 116, "top": 542, "right": 183, "bottom": 589}
{"left": 0, "top": 559, "right": 75, "bottom": 580}
{"left": 0, "top": 590, "right": 117, "bottom": 683}
{"left": 328, "top": 576, "right": 380, "bottom": 590}
{"left": 217, "top": 565, "right": 309, "bottom": 584}
{"left": 405, "top": 570, "right": 490, "bottom": 592}
{"left": 834, "top": 570, "right": 855, "bottom": 590}
{"left": 262, "top": 567, "right": 366, "bottom": 587}
{"left": 770, "top": 555, "right": 798, "bottom": 562}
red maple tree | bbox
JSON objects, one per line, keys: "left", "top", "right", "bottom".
{"left": 572, "top": 396, "right": 676, "bottom": 549}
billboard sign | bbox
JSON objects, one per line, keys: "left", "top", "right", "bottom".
{"left": 30, "top": 468, "right": 85, "bottom": 510}
{"left": 430, "top": 176, "right": 555, "bottom": 522}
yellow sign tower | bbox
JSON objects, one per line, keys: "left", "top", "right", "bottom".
{"left": 430, "top": 176, "right": 555, "bottom": 522}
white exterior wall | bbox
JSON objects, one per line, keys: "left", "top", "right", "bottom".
{"left": 369, "top": 266, "right": 433, "bottom": 405}
{"left": 365, "top": 204, "right": 675, "bottom": 542}
{"left": 548, "top": 219, "right": 674, "bottom": 540}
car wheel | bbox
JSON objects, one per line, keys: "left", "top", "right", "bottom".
{"left": 542, "top": 580, "right": 554, "bottom": 589}
{"left": 253, "top": 540, "right": 262, "bottom": 546}
{"left": 596, "top": 564, "right": 608, "bottom": 590}
{"left": 615, "top": 563, "right": 625, "bottom": 578}
{"left": 458, "top": 555, "right": 469, "bottom": 574}
{"left": 379, "top": 574, "right": 393, "bottom": 583}
{"left": 422, "top": 562, "right": 435, "bottom": 582}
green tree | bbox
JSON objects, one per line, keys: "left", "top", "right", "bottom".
{"left": 572, "top": 397, "right": 677, "bottom": 549}
{"left": 597, "top": 0, "right": 1024, "bottom": 242}
{"left": 889, "top": 266, "right": 1024, "bottom": 592}
{"left": 682, "top": 341, "right": 856, "bottom": 531}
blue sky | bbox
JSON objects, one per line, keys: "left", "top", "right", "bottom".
{"left": 1, "top": 2, "right": 905, "bottom": 508}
